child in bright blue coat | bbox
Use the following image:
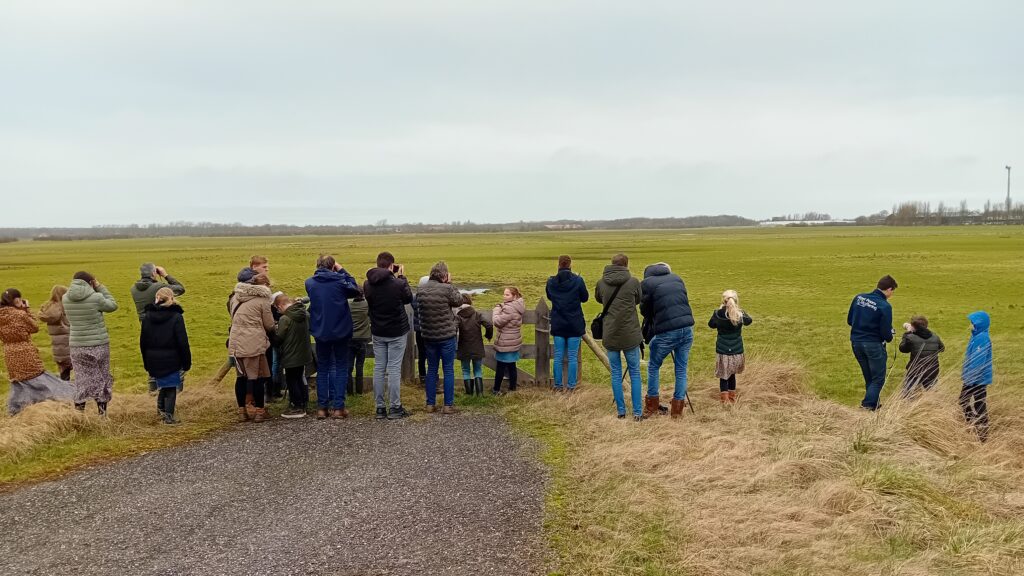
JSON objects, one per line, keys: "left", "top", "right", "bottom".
{"left": 959, "top": 311, "right": 992, "bottom": 442}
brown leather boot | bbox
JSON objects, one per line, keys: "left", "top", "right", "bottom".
{"left": 316, "top": 408, "right": 329, "bottom": 420}
{"left": 728, "top": 391, "right": 737, "bottom": 403}
{"left": 331, "top": 408, "right": 349, "bottom": 420}
{"left": 670, "top": 399, "right": 685, "bottom": 418}
{"left": 720, "top": 392, "right": 729, "bottom": 404}
{"left": 237, "top": 407, "right": 251, "bottom": 422}
{"left": 253, "top": 408, "right": 268, "bottom": 423}
{"left": 643, "top": 395, "right": 661, "bottom": 418}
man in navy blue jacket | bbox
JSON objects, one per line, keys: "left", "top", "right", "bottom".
{"left": 305, "top": 254, "right": 362, "bottom": 419}
{"left": 847, "top": 275, "right": 897, "bottom": 410}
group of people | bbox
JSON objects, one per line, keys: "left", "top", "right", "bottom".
{"left": 848, "top": 275, "right": 995, "bottom": 440}
{"left": 0, "top": 256, "right": 997, "bottom": 441}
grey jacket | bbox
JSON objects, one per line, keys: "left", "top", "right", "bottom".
{"left": 415, "top": 280, "right": 463, "bottom": 342}
{"left": 64, "top": 279, "right": 119, "bottom": 348}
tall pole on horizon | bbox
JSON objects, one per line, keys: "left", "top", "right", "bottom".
{"left": 1007, "top": 165, "right": 1012, "bottom": 215}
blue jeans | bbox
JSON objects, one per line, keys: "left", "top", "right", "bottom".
{"left": 647, "top": 326, "right": 693, "bottom": 400}
{"left": 461, "top": 358, "right": 483, "bottom": 379}
{"left": 552, "top": 336, "right": 582, "bottom": 390}
{"left": 853, "top": 341, "right": 888, "bottom": 410}
{"left": 425, "top": 337, "right": 457, "bottom": 407}
{"left": 315, "top": 338, "right": 351, "bottom": 409}
{"left": 608, "top": 346, "right": 643, "bottom": 417}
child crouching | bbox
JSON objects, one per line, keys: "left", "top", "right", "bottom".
{"left": 140, "top": 288, "right": 192, "bottom": 424}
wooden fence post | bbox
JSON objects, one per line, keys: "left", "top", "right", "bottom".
{"left": 402, "top": 304, "right": 417, "bottom": 383}
{"left": 535, "top": 298, "right": 551, "bottom": 387}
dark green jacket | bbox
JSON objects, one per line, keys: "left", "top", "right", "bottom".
{"left": 349, "top": 298, "right": 371, "bottom": 341}
{"left": 594, "top": 266, "right": 642, "bottom": 352}
{"left": 130, "top": 275, "right": 185, "bottom": 322}
{"left": 275, "top": 303, "right": 313, "bottom": 369}
{"left": 708, "top": 308, "right": 753, "bottom": 355}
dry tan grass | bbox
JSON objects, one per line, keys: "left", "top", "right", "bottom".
{"left": 510, "top": 356, "right": 1024, "bottom": 576}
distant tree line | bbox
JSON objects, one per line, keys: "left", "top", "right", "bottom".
{"left": 855, "top": 199, "right": 1024, "bottom": 226}
{"left": 770, "top": 212, "right": 833, "bottom": 222}
{"left": 0, "top": 215, "right": 758, "bottom": 241}
{"left": 0, "top": 237, "right": 17, "bottom": 244}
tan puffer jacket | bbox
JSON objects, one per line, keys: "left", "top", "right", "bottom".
{"left": 492, "top": 298, "right": 526, "bottom": 353}
{"left": 228, "top": 283, "right": 275, "bottom": 358}
{"left": 38, "top": 301, "right": 71, "bottom": 364}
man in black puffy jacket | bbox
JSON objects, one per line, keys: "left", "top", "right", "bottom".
{"left": 640, "top": 262, "right": 695, "bottom": 418}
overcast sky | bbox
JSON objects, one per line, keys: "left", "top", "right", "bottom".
{"left": 1, "top": 1, "right": 1021, "bottom": 227}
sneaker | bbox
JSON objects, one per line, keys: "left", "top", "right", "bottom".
{"left": 375, "top": 407, "right": 387, "bottom": 420}
{"left": 282, "top": 408, "right": 307, "bottom": 419}
{"left": 617, "top": 413, "right": 626, "bottom": 419}
{"left": 388, "top": 406, "right": 411, "bottom": 420}
{"left": 633, "top": 415, "right": 644, "bottom": 422}
{"left": 551, "top": 386, "right": 563, "bottom": 393}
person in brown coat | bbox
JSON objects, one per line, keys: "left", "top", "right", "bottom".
{"left": 456, "top": 294, "right": 492, "bottom": 396}
{"left": 1, "top": 288, "right": 73, "bottom": 415}
{"left": 491, "top": 287, "right": 526, "bottom": 394}
{"left": 38, "top": 285, "right": 72, "bottom": 381}
{"left": 228, "top": 274, "right": 276, "bottom": 423}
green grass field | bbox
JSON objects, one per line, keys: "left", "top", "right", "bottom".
{"left": 2, "top": 227, "right": 1024, "bottom": 575}
{"left": 2, "top": 226, "right": 1022, "bottom": 402}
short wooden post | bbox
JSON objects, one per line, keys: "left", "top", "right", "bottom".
{"left": 401, "top": 304, "right": 417, "bottom": 383}
{"left": 534, "top": 298, "right": 551, "bottom": 387}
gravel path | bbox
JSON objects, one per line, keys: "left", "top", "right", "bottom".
{"left": 0, "top": 414, "right": 548, "bottom": 576}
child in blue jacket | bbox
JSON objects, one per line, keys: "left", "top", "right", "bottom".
{"left": 959, "top": 311, "right": 992, "bottom": 442}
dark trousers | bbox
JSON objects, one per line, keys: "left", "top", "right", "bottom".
{"left": 719, "top": 375, "right": 736, "bottom": 392}
{"left": 266, "top": 347, "right": 283, "bottom": 399}
{"left": 348, "top": 339, "right": 367, "bottom": 394}
{"left": 416, "top": 330, "right": 427, "bottom": 379}
{"left": 493, "top": 361, "right": 518, "bottom": 392}
{"left": 315, "top": 338, "right": 351, "bottom": 409}
{"left": 285, "top": 366, "right": 309, "bottom": 409}
{"left": 959, "top": 385, "right": 989, "bottom": 442}
{"left": 853, "top": 341, "right": 888, "bottom": 410}
{"left": 157, "top": 387, "right": 178, "bottom": 415}
{"left": 235, "top": 378, "right": 265, "bottom": 408}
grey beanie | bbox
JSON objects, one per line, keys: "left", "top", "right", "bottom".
{"left": 140, "top": 263, "right": 157, "bottom": 278}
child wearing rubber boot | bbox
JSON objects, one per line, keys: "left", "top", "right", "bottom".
{"left": 708, "top": 290, "right": 752, "bottom": 404}
{"left": 960, "top": 311, "right": 993, "bottom": 442}
{"left": 456, "top": 293, "right": 493, "bottom": 396}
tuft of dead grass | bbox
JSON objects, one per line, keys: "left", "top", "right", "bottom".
{"left": 507, "top": 355, "right": 1024, "bottom": 576}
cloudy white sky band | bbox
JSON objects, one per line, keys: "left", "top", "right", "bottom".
{"left": 1, "top": 1, "right": 1021, "bottom": 226}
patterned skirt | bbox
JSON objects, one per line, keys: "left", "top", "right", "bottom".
{"left": 70, "top": 344, "right": 114, "bottom": 404}
{"left": 7, "top": 371, "right": 74, "bottom": 415}
{"left": 715, "top": 353, "right": 746, "bottom": 379}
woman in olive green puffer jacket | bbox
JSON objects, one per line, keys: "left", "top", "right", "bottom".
{"left": 63, "top": 272, "right": 118, "bottom": 414}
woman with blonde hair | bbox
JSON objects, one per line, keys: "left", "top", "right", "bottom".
{"left": 38, "top": 285, "right": 73, "bottom": 380}
{"left": 707, "top": 290, "right": 753, "bottom": 404}
{"left": 140, "top": 287, "right": 192, "bottom": 424}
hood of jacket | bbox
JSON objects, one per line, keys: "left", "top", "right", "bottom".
{"left": 457, "top": 305, "right": 476, "bottom": 319}
{"left": 134, "top": 276, "right": 160, "bottom": 292}
{"left": 143, "top": 303, "right": 184, "bottom": 325}
{"left": 284, "top": 302, "right": 308, "bottom": 322}
{"left": 310, "top": 268, "right": 346, "bottom": 284}
{"left": 969, "top": 311, "right": 990, "bottom": 335}
{"left": 66, "top": 279, "right": 96, "bottom": 303}
{"left": 551, "top": 268, "right": 577, "bottom": 287}
{"left": 500, "top": 298, "right": 527, "bottom": 315}
{"left": 642, "top": 263, "right": 671, "bottom": 279}
{"left": 366, "top": 267, "right": 396, "bottom": 285}
{"left": 601, "top": 265, "right": 632, "bottom": 287}
{"left": 914, "top": 327, "right": 934, "bottom": 340}
{"left": 234, "top": 282, "right": 272, "bottom": 303}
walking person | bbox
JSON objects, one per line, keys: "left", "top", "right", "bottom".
{"left": 960, "top": 311, "right": 993, "bottom": 442}
{"left": 848, "top": 275, "right": 897, "bottom": 411}
{"left": 363, "top": 252, "right": 413, "bottom": 420}
{"left": 492, "top": 287, "right": 526, "bottom": 395}
{"left": 898, "top": 315, "right": 945, "bottom": 398}
{"left": 131, "top": 263, "right": 186, "bottom": 393}
{"left": 274, "top": 293, "right": 313, "bottom": 418}
{"left": 594, "top": 254, "right": 644, "bottom": 421}
{"left": 348, "top": 295, "right": 370, "bottom": 396}
{"left": 546, "top": 255, "right": 589, "bottom": 392}
{"left": 1, "top": 288, "right": 73, "bottom": 415}
{"left": 305, "top": 254, "right": 361, "bottom": 420}
{"left": 140, "top": 288, "right": 191, "bottom": 424}
{"left": 63, "top": 271, "right": 119, "bottom": 415}
{"left": 708, "top": 290, "right": 753, "bottom": 405}
{"left": 229, "top": 273, "right": 276, "bottom": 423}
{"left": 416, "top": 262, "right": 463, "bottom": 413}
{"left": 640, "top": 262, "right": 695, "bottom": 418}
{"left": 456, "top": 294, "right": 492, "bottom": 396}
{"left": 38, "top": 285, "right": 73, "bottom": 381}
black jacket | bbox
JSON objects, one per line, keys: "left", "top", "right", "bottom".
{"left": 546, "top": 269, "right": 589, "bottom": 338}
{"left": 456, "top": 305, "right": 493, "bottom": 361}
{"left": 640, "top": 264, "right": 694, "bottom": 337}
{"left": 140, "top": 303, "right": 192, "bottom": 378}
{"left": 708, "top": 308, "right": 753, "bottom": 355}
{"left": 899, "top": 328, "right": 944, "bottom": 387}
{"left": 363, "top": 267, "right": 413, "bottom": 338}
